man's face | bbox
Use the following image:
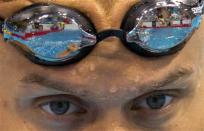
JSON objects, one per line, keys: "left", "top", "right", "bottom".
{"left": 1, "top": 0, "right": 204, "bottom": 131}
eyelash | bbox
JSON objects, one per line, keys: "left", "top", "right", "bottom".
{"left": 32, "top": 89, "right": 183, "bottom": 124}
{"left": 34, "top": 95, "right": 87, "bottom": 117}
{"left": 139, "top": 95, "right": 173, "bottom": 109}
{"left": 130, "top": 90, "right": 180, "bottom": 112}
{"left": 40, "top": 101, "right": 80, "bottom": 115}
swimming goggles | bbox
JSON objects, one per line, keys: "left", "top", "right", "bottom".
{"left": 0, "top": 0, "right": 204, "bottom": 65}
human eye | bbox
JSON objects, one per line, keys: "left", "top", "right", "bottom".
{"left": 33, "top": 95, "right": 89, "bottom": 124}
{"left": 130, "top": 90, "right": 181, "bottom": 112}
{"left": 127, "top": 90, "right": 182, "bottom": 127}
{"left": 135, "top": 93, "right": 173, "bottom": 110}
{"left": 40, "top": 100, "right": 82, "bottom": 116}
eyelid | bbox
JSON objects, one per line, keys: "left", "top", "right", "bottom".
{"left": 147, "top": 90, "right": 182, "bottom": 97}
{"left": 140, "top": 74, "right": 194, "bottom": 99}
{"left": 128, "top": 91, "right": 181, "bottom": 114}
{"left": 132, "top": 89, "right": 186, "bottom": 106}
{"left": 33, "top": 94, "right": 88, "bottom": 111}
{"left": 30, "top": 94, "right": 92, "bottom": 124}
{"left": 40, "top": 101, "right": 83, "bottom": 115}
{"left": 138, "top": 95, "right": 173, "bottom": 109}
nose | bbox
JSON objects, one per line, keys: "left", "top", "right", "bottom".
{"left": 82, "top": 109, "right": 139, "bottom": 131}
{"left": 90, "top": 31, "right": 137, "bottom": 62}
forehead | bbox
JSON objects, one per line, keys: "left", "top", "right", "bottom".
{"left": 95, "top": 0, "right": 118, "bottom": 10}
{"left": 0, "top": 0, "right": 204, "bottom": 91}
{"left": 0, "top": 0, "right": 135, "bottom": 12}
{"left": 0, "top": 0, "right": 119, "bottom": 8}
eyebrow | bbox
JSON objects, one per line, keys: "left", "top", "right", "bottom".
{"left": 142, "top": 66, "right": 194, "bottom": 92}
{"left": 20, "top": 66, "right": 194, "bottom": 96}
{"left": 20, "top": 73, "right": 90, "bottom": 97}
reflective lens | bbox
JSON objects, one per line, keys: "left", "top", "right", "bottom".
{"left": 0, "top": 17, "right": 3, "bottom": 34}
{"left": 171, "top": 0, "right": 199, "bottom": 6}
{"left": 3, "top": 4, "right": 96, "bottom": 64}
{"left": 125, "top": 5, "right": 202, "bottom": 53}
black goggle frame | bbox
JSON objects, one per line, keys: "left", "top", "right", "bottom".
{"left": 0, "top": 0, "right": 203, "bottom": 66}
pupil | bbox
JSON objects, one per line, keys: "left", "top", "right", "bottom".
{"left": 50, "top": 101, "right": 70, "bottom": 115}
{"left": 146, "top": 94, "right": 166, "bottom": 109}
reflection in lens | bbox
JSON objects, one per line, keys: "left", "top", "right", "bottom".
{"left": 0, "top": 17, "right": 3, "bottom": 34}
{"left": 127, "top": 6, "right": 202, "bottom": 53}
{"left": 3, "top": 5, "right": 96, "bottom": 62}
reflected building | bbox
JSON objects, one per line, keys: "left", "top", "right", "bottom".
{"left": 139, "top": 7, "right": 192, "bottom": 28}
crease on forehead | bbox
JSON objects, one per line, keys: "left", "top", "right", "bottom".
{"left": 95, "top": 0, "right": 117, "bottom": 13}
{"left": 109, "top": 0, "right": 140, "bottom": 27}
{"left": 0, "top": 0, "right": 32, "bottom": 18}
{"left": 0, "top": 0, "right": 109, "bottom": 31}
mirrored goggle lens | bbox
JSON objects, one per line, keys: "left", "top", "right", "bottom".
{"left": 3, "top": 5, "right": 96, "bottom": 63}
{"left": 127, "top": 6, "right": 202, "bottom": 53}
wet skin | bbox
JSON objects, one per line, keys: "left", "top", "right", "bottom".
{"left": 1, "top": 0, "right": 204, "bottom": 131}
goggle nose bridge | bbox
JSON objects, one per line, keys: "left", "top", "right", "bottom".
{"left": 96, "top": 29, "right": 126, "bottom": 43}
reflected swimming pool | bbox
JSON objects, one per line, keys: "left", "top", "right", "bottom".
{"left": 4, "top": 16, "right": 202, "bottom": 60}
{"left": 137, "top": 16, "right": 201, "bottom": 50}
{"left": 5, "top": 30, "right": 82, "bottom": 61}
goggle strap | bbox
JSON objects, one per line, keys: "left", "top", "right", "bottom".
{"left": 0, "top": 17, "right": 4, "bottom": 34}
{"left": 96, "top": 29, "right": 125, "bottom": 43}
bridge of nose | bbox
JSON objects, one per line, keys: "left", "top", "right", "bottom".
{"left": 82, "top": 108, "right": 138, "bottom": 131}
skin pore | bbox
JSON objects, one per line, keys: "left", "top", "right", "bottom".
{"left": 1, "top": 0, "right": 204, "bottom": 131}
